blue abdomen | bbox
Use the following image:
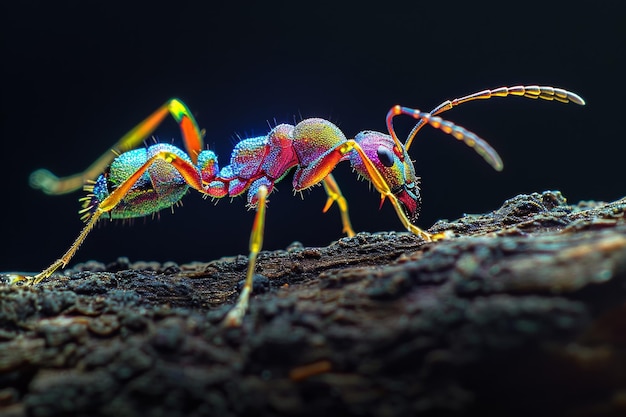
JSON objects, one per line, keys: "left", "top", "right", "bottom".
{"left": 86, "top": 144, "right": 191, "bottom": 219}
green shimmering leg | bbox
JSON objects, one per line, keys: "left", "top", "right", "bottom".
{"left": 30, "top": 98, "right": 203, "bottom": 195}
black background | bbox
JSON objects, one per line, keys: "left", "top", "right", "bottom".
{"left": 1, "top": 1, "right": 624, "bottom": 272}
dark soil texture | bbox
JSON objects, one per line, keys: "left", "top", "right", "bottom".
{"left": 1, "top": 191, "right": 625, "bottom": 417}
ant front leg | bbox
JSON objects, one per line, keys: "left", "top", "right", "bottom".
{"left": 294, "top": 139, "right": 434, "bottom": 241}
{"left": 223, "top": 185, "right": 268, "bottom": 327}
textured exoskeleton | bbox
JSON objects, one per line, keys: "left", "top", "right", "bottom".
{"left": 22, "top": 85, "right": 585, "bottom": 325}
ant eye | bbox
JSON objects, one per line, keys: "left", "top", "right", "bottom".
{"left": 377, "top": 146, "right": 395, "bottom": 167}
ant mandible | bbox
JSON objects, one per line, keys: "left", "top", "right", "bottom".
{"left": 19, "top": 85, "right": 585, "bottom": 326}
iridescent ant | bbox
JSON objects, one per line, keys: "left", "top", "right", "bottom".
{"left": 19, "top": 85, "right": 585, "bottom": 325}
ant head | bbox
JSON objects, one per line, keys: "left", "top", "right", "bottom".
{"left": 350, "top": 131, "right": 422, "bottom": 223}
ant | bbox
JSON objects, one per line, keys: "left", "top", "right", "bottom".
{"left": 17, "top": 85, "right": 584, "bottom": 326}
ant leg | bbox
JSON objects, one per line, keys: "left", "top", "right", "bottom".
{"left": 404, "top": 86, "right": 585, "bottom": 151}
{"left": 295, "top": 140, "right": 433, "bottom": 241}
{"left": 223, "top": 185, "right": 268, "bottom": 327}
{"left": 26, "top": 211, "right": 104, "bottom": 284}
{"left": 30, "top": 98, "right": 203, "bottom": 195}
{"left": 20, "top": 150, "right": 207, "bottom": 286}
{"left": 322, "top": 174, "right": 355, "bottom": 237}
{"left": 343, "top": 141, "right": 434, "bottom": 240}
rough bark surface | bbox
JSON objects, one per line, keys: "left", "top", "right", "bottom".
{"left": 1, "top": 191, "right": 625, "bottom": 417}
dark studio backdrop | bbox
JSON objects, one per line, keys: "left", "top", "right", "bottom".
{"left": 1, "top": 1, "right": 624, "bottom": 273}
